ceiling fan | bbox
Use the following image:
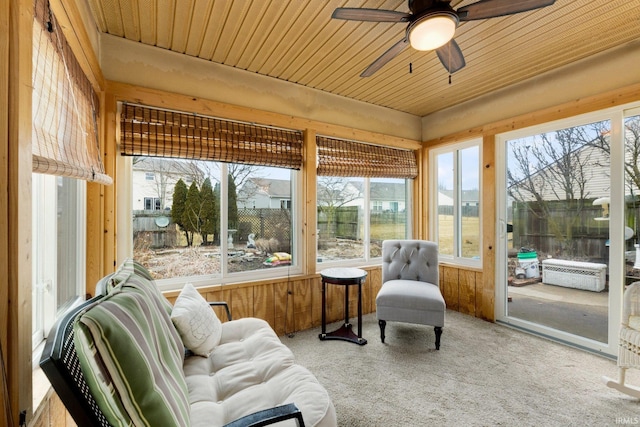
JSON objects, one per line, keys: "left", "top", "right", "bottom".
{"left": 332, "top": 0, "right": 556, "bottom": 77}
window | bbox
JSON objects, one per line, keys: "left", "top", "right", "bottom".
{"left": 126, "top": 157, "right": 299, "bottom": 288}
{"left": 499, "top": 116, "right": 613, "bottom": 345}
{"left": 317, "top": 177, "right": 365, "bottom": 261}
{"left": 32, "top": 175, "right": 85, "bottom": 351}
{"left": 119, "top": 104, "right": 303, "bottom": 289}
{"left": 369, "top": 178, "right": 409, "bottom": 258}
{"left": 145, "top": 172, "right": 155, "bottom": 180}
{"left": 317, "top": 177, "right": 411, "bottom": 262}
{"left": 315, "top": 135, "right": 415, "bottom": 264}
{"left": 430, "top": 140, "right": 481, "bottom": 265}
{"left": 144, "top": 197, "right": 161, "bottom": 210}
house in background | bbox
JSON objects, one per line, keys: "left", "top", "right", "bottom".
{"left": 437, "top": 190, "right": 480, "bottom": 209}
{"left": 132, "top": 158, "right": 199, "bottom": 211}
{"left": 237, "top": 178, "right": 291, "bottom": 209}
{"left": 315, "top": 180, "right": 407, "bottom": 212}
{"left": 370, "top": 182, "right": 407, "bottom": 212}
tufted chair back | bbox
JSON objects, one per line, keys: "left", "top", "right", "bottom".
{"left": 382, "top": 240, "right": 438, "bottom": 286}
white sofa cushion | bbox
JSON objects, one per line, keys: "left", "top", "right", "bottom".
{"left": 184, "top": 317, "right": 337, "bottom": 427}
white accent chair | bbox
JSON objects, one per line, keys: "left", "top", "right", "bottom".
{"left": 603, "top": 281, "right": 640, "bottom": 398}
{"left": 376, "top": 240, "right": 445, "bottom": 349}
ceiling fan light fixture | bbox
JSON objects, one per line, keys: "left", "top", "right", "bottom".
{"left": 408, "top": 12, "right": 458, "bottom": 51}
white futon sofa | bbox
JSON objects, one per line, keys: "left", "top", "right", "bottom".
{"left": 40, "top": 260, "right": 337, "bottom": 427}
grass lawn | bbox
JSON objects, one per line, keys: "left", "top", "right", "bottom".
{"left": 438, "top": 215, "right": 480, "bottom": 258}
{"left": 367, "top": 215, "right": 480, "bottom": 258}
{"left": 370, "top": 222, "right": 407, "bottom": 240}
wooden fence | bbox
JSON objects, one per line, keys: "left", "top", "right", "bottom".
{"left": 318, "top": 206, "right": 360, "bottom": 241}
{"left": 510, "top": 200, "right": 639, "bottom": 259}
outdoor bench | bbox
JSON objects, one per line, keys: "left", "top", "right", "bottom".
{"left": 40, "top": 259, "right": 337, "bottom": 427}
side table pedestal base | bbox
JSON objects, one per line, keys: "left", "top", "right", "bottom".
{"left": 319, "top": 323, "right": 367, "bottom": 345}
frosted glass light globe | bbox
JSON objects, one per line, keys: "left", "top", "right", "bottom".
{"left": 409, "top": 15, "right": 457, "bottom": 51}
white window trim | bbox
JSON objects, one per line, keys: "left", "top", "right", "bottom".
{"left": 429, "top": 139, "right": 482, "bottom": 268}
{"left": 32, "top": 174, "right": 57, "bottom": 351}
{"left": 118, "top": 156, "right": 303, "bottom": 292}
{"left": 316, "top": 177, "right": 413, "bottom": 269}
{"left": 32, "top": 174, "right": 86, "bottom": 364}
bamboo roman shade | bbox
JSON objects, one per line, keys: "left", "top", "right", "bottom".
{"left": 32, "top": 0, "right": 112, "bottom": 185}
{"left": 120, "top": 104, "right": 304, "bottom": 170}
{"left": 316, "top": 136, "right": 418, "bottom": 179}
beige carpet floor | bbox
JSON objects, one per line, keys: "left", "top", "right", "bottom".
{"left": 282, "top": 310, "right": 640, "bottom": 427}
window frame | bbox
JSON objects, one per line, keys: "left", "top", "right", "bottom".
{"left": 118, "top": 156, "right": 303, "bottom": 291}
{"left": 143, "top": 197, "right": 161, "bottom": 210}
{"left": 315, "top": 177, "right": 413, "bottom": 268}
{"left": 429, "top": 138, "right": 482, "bottom": 268}
{"left": 31, "top": 174, "right": 86, "bottom": 356}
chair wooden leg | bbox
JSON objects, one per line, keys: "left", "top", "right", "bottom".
{"left": 378, "top": 320, "right": 386, "bottom": 343}
{"left": 434, "top": 326, "right": 442, "bottom": 350}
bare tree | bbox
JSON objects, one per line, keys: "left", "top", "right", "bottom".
{"left": 228, "top": 163, "right": 260, "bottom": 188}
{"left": 586, "top": 117, "right": 640, "bottom": 240}
{"left": 317, "top": 177, "right": 362, "bottom": 208}
{"left": 134, "top": 157, "right": 212, "bottom": 210}
{"left": 180, "top": 161, "right": 207, "bottom": 187}
{"left": 507, "top": 125, "right": 598, "bottom": 256}
{"left": 317, "top": 177, "right": 362, "bottom": 241}
{"left": 624, "top": 117, "right": 640, "bottom": 193}
{"left": 585, "top": 117, "right": 640, "bottom": 195}
{"left": 196, "top": 162, "right": 266, "bottom": 207}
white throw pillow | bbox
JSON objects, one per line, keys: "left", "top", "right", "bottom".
{"left": 171, "top": 283, "right": 222, "bottom": 357}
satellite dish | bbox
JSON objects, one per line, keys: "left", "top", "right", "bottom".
{"left": 155, "top": 216, "right": 170, "bottom": 228}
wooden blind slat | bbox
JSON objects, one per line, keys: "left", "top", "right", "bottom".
{"left": 119, "top": 104, "right": 303, "bottom": 170}
{"left": 316, "top": 136, "right": 417, "bottom": 179}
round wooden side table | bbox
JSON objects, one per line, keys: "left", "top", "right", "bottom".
{"left": 319, "top": 267, "right": 368, "bottom": 345}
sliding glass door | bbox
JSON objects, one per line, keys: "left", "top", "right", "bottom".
{"left": 496, "top": 106, "right": 639, "bottom": 356}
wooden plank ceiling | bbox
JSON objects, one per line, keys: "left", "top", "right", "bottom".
{"left": 85, "top": 0, "right": 640, "bottom": 117}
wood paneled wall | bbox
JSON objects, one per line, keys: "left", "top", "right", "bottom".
{"left": 160, "top": 264, "right": 488, "bottom": 339}
{"left": 163, "top": 267, "right": 384, "bottom": 336}
{"left": 440, "top": 265, "right": 484, "bottom": 319}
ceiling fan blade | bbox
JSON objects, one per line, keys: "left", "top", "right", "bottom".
{"left": 361, "top": 38, "right": 409, "bottom": 77}
{"left": 436, "top": 39, "right": 466, "bottom": 74}
{"left": 458, "top": 0, "right": 555, "bottom": 21}
{"left": 332, "top": 8, "right": 410, "bottom": 22}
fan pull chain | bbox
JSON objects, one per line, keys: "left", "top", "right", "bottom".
{"left": 409, "top": 62, "right": 413, "bottom": 74}
{"left": 448, "top": 41, "right": 452, "bottom": 84}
